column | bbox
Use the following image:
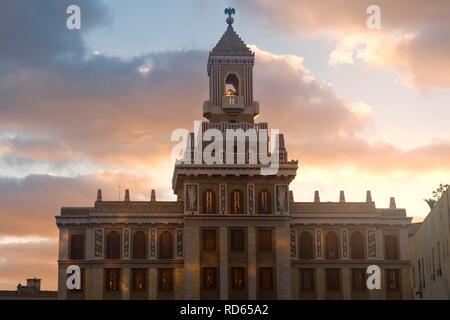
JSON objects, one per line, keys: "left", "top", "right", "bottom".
{"left": 148, "top": 268, "right": 157, "bottom": 300}
{"left": 121, "top": 268, "right": 130, "bottom": 300}
{"left": 184, "top": 225, "right": 200, "bottom": 299}
{"left": 175, "top": 268, "right": 185, "bottom": 299}
{"left": 316, "top": 266, "right": 325, "bottom": 300}
{"left": 220, "top": 226, "right": 228, "bottom": 299}
{"left": 248, "top": 226, "right": 257, "bottom": 300}
{"left": 86, "top": 265, "right": 103, "bottom": 300}
{"left": 276, "top": 226, "right": 292, "bottom": 299}
{"left": 342, "top": 268, "right": 351, "bottom": 300}
{"left": 59, "top": 227, "right": 69, "bottom": 260}
{"left": 57, "top": 265, "right": 67, "bottom": 300}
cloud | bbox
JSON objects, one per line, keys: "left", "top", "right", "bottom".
{"left": 240, "top": 0, "right": 450, "bottom": 88}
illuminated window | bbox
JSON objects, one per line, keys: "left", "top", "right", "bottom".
{"left": 225, "top": 73, "right": 239, "bottom": 96}
{"left": 203, "top": 189, "right": 217, "bottom": 214}
{"left": 300, "top": 269, "right": 315, "bottom": 292}
{"left": 299, "top": 232, "right": 314, "bottom": 259}
{"left": 231, "top": 267, "right": 245, "bottom": 290}
{"left": 106, "top": 231, "right": 120, "bottom": 259}
{"left": 259, "top": 267, "right": 274, "bottom": 290}
{"left": 105, "top": 269, "right": 121, "bottom": 291}
{"left": 325, "top": 231, "right": 339, "bottom": 259}
{"left": 326, "top": 269, "right": 340, "bottom": 291}
{"left": 158, "top": 231, "right": 173, "bottom": 259}
{"left": 230, "top": 189, "right": 244, "bottom": 214}
{"left": 202, "top": 267, "right": 217, "bottom": 290}
{"left": 132, "top": 269, "right": 147, "bottom": 291}
{"left": 230, "top": 229, "right": 244, "bottom": 252}
{"left": 258, "top": 190, "right": 272, "bottom": 214}
{"left": 350, "top": 232, "right": 365, "bottom": 259}
{"left": 352, "top": 269, "right": 367, "bottom": 291}
{"left": 132, "top": 231, "right": 147, "bottom": 259}
{"left": 158, "top": 268, "right": 173, "bottom": 291}
{"left": 258, "top": 229, "right": 273, "bottom": 252}
{"left": 70, "top": 234, "right": 84, "bottom": 260}
{"left": 203, "top": 229, "right": 217, "bottom": 252}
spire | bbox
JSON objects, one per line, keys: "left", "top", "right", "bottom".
{"left": 314, "top": 190, "right": 320, "bottom": 203}
{"left": 151, "top": 189, "right": 156, "bottom": 202}
{"left": 339, "top": 191, "right": 345, "bottom": 203}
{"left": 97, "top": 189, "right": 102, "bottom": 202}
{"left": 390, "top": 197, "right": 396, "bottom": 209}
{"left": 366, "top": 191, "right": 372, "bottom": 203}
{"left": 124, "top": 189, "right": 130, "bottom": 202}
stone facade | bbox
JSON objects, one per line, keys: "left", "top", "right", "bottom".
{"left": 55, "top": 15, "right": 411, "bottom": 300}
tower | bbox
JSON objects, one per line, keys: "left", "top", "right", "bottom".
{"left": 203, "top": 8, "right": 259, "bottom": 123}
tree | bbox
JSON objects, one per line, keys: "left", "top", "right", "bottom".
{"left": 424, "top": 184, "right": 449, "bottom": 210}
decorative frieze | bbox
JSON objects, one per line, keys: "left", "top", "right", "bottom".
{"left": 275, "top": 185, "right": 289, "bottom": 214}
{"left": 185, "top": 184, "right": 199, "bottom": 214}
{"left": 94, "top": 228, "right": 103, "bottom": 258}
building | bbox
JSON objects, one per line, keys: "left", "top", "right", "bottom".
{"left": 410, "top": 189, "right": 450, "bottom": 299}
{"left": 0, "top": 278, "right": 57, "bottom": 300}
{"left": 55, "top": 11, "right": 412, "bottom": 300}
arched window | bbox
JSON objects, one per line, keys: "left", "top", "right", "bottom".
{"left": 203, "top": 189, "right": 217, "bottom": 214}
{"left": 230, "top": 189, "right": 244, "bottom": 214}
{"left": 158, "top": 231, "right": 173, "bottom": 259}
{"left": 350, "top": 231, "right": 365, "bottom": 259}
{"left": 325, "top": 231, "right": 339, "bottom": 259}
{"left": 106, "top": 231, "right": 120, "bottom": 259}
{"left": 225, "top": 73, "right": 239, "bottom": 96}
{"left": 258, "top": 190, "right": 272, "bottom": 214}
{"left": 299, "top": 232, "right": 314, "bottom": 259}
{"left": 132, "top": 231, "right": 147, "bottom": 259}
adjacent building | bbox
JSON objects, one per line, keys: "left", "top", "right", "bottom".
{"left": 55, "top": 12, "right": 412, "bottom": 300}
{"left": 0, "top": 278, "right": 57, "bottom": 300}
{"left": 410, "top": 189, "right": 450, "bottom": 299}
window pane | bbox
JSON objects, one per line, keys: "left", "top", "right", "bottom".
{"left": 203, "top": 229, "right": 217, "bottom": 252}
{"left": 259, "top": 268, "right": 274, "bottom": 290}
{"left": 159, "top": 231, "right": 173, "bottom": 259}
{"left": 299, "top": 232, "right": 314, "bottom": 259}
{"left": 159, "top": 268, "right": 173, "bottom": 291}
{"left": 385, "top": 236, "right": 399, "bottom": 260}
{"left": 386, "top": 269, "right": 400, "bottom": 291}
{"left": 300, "top": 269, "right": 315, "bottom": 291}
{"left": 132, "top": 231, "right": 147, "bottom": 259}
{"left": 350, "top": 232, "right": 365, "bottom": 259}
{"left": 106, "top": 231, "right": 120, "bottom": 259}
{"left": 105, "top": 269, "right": 121, "bottom": 291}
{"left": 230, "top": 229, "right": 244, "bottom": 252}
{"left": 258, "top": 229, "right": 272, "bottom": 252}
{"left": 132, "top": 269, "right": 147, "bottom": 291}
{"left": 70, "top": 234, "right": 84, "bottom": 260}
{"left": 326, "top": 269, "right": 340, "bottom": 291}
{"left": 202, "top": 267, "right": 217, "bottom": 290}
{"left": 352, "top": 269, "right": 367, "bottom": 291}
{"left": 231, "top": 267, "right": 245, "bottom": 290}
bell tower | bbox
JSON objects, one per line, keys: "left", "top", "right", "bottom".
{"left": 203, "top": 8, "right": 259, "bottom": 123}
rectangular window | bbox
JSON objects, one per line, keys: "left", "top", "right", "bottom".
{"left": 158, "top": 268, "right": 173, "bottom": 291}
{"left": 231, "top": 267, "right": 246, "bottom": 290}
{"left": 105, "top": 269, "right": 121, "bottom": 291}
{"left": 351, "top": 269, "right": 367, "bottom": 291}
{"left": 202, "top": 267, "right": 217, "bottom": 290}
{"left": 258, "top": 229, "right": 273, "bottom": 252}
{"left": 300, "top": 269, "right": 315, "bottom": 292}
{"left": 70, "top": 234, "right": 84, "bottom": 260}
{"left": 132, "top": 269, "right": 147, "bottom": 291}
{"left": 259, "top": 267, "right": 274, "bottom": 290}
{"left": 230, "top": 229, "right": 244, "bottom": 252}
{"left": 384, "top": 235, "right": 399, "bottom": 260}
{"left": 386, "top": 269, "right": 400, "bottom": 291}
{"left": 202, "top": 229, "right": 217, "bottom": 252}
{"left": 326, "top": 269, "right": 340, "bottom": 291}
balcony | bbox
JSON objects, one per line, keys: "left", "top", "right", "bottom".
{"left": 222, "top": 95, "right": 244, "bottom": 112}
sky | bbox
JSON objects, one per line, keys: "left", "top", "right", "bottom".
{"left": 0, "top": 0, "right": 449, "bottom": 290}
